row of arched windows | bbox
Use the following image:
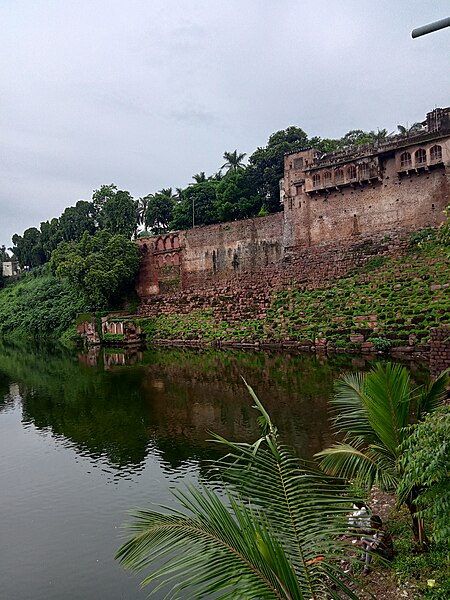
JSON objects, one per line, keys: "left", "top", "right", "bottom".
{"left": 155, "top": 235, "right": 180, "bottom": 252}
{"left": 311, "top": 162, "right": 375, "bottom": 189}
{"left": 103, "top": 321, "right": 124, "bottom": 335}
{"left": 156, "top": 253, "right": 180, "bottom": 267}
{"left": 399, "top": 145, "right": 442, "bottom": 170}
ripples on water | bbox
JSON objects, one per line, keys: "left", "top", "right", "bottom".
{"left": 0, "top": 341, "right": 430, "bottom": 599}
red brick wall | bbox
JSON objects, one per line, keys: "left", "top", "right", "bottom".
{"left": 136, "top": 144, "right": 449, "bottom": 300}
{"left": 137, "top": 232, "right": 409, "bottom": 324}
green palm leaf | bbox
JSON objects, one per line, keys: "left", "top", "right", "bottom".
{"left": 316, "top": 362, "right": 449, "bottom": 543}
{"left": 116, "top": 383, "right": 361, "bottom": 599}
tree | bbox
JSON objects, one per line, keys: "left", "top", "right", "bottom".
{"left": 98, "top": 189, "right": 137, "bottom": 238}
{"left": 221, "top": 149, "right": 247, "bottom": 173}
{"left": 247, "top": 126, "right": 309, "bottom": 213}
{"left": 59, "top": 200, "right": 96, "bottom": 242}
{"left": 92, "top": 183, "right": 117, "bottom": 219}
{"left": 50, "top": 229, "right": 140, "bottom": 308}
{"left": 397, "top": 123, "right": 424, "bottom": 137}
{"left": 135, "top": 196, "right": 149, "bottom": 234}
{"left": 145, "top": 189, "right": 176, "bottom": 234}
{"left": 0, "top": 245, "right": 9, "bottom": 261}
{"left": 170, "top": 181, "right": 219, "bottom": 230}
{"left": 337, "top": 130, "right": 373, "bottom": 149}
{"left": 316, "top": 363, "right": 449, "bottom": 545}
{"left": 116, "top": 384, "right": 360, "bottom": 599}
{"left": 40, "top": 218, "right": 63, "bottom": 260}
{"left": 12, "top": 227, "right": 46, "bottom": 268}
{"left": 215, "top": 170, "right": 261, "bottom": 221}
{"left": 192, "top": 171, "right": 207, "bottom": 183}
{"left": 398, "top": 407, "right": 450, "bottom": 546}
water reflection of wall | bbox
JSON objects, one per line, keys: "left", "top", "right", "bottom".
{"left": 0, "top": 340, "right": 431, "bottom": 475}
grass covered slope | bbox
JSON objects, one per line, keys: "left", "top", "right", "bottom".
{"left": 0, "top": 271, "right": 86, "bottom": 339}
{"left": 139, "top": 244, "right": 450, "bottom": 349}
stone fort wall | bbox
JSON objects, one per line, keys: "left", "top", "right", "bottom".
{"left": 136, "top": 109, "right": 450, "bottom": 303}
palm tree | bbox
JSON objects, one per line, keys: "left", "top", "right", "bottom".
{"left": 136, "top": 195, "right": 151, "bottom": 233}
{"left": 116, "top": 383, "right": 361, "bottom": 599}
{"left": 221, "top": 150, "right": 247, "bottom": 173}
{"left": 397, "top": 123, "right": 424, "bottom": 137}
{"left": 192, "top": 171, "right": 207, "bottom": 183}
{"left": 316, "top": 363, "right": 448, "bottom": 545}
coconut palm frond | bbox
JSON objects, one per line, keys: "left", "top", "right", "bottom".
{"left": 210, "top": 384, "right": 356, "bottom": 574}
{"left": 117, "top": 384, "right": 361, "bottom": 599}
{"left": 415, "top": 368, "right": 449, "bottom": 419}
{"left": 117, "top": 486, "right": 303, "bottom": 599}
{"left": 363, "top": 362, "right": 411, "bottom": 452}
{"left": 317, "top": 442, "right": 398, "bottom": 493}
{"left": 329, "top": 372, "right": 376, "bottom": 443}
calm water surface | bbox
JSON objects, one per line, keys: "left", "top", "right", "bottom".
{"left": 0, "top": 340, "right": 429, "bottom": 599}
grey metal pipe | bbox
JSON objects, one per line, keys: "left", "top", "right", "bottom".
{"left": 412, "top": 16, "right": 450, "bottom": 38}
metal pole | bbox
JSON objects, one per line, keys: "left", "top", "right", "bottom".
{"left": 412, "top": 16, "right": 450, "bottom": 38}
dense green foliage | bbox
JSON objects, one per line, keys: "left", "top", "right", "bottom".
{"left": 398, "top": 407, "right": 450, "bottom": 546}
{"left": 388, "top": 513, "right": 450, "bottom": 599}
{"left": 117, "top": 386, "right": 360, "bottom": 599}
{"left": 50, "top": 229, "right": 139, "bottom": 308}
{"left": 0, "top": 272, "right": 86, "bottom": 338}
{"left": 316, "top": 363, "right": 448, "bottom": 544}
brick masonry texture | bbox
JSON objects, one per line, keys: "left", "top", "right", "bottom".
{"left": 135, "top": 110, "right": 450, "bottom": 355}
{"left": 430, "top": 326, "right": 450, "bottom": 378}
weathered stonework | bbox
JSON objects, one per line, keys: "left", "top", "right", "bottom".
{"left": 430, "top": 326, "right": 450, "bottom": 378}
{"left": 136, "top": 107, "right": 450, "bottom": 301}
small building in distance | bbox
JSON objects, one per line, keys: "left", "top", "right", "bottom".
{"left": 2, "top": 259, "right": 19, "bottom": 277}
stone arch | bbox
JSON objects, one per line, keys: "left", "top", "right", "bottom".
{"left": 415, "top": 148, "right": 426, "bottom": 166}
{"left": 156, "top": 237, "right": 164, "bottom": 251}
{"left": 334, "top": 168, "right": 344, "bottom": 184}
{"left": 430, "top": 144, "right": 442, "bottom": 162}
{"left": 323, "top": 171, "right": 332, "bottom": 186}
{"left": 172, "top": 235, "right": 180, "bottom": 249}
{"left": 347, "top": 165, "right": 357, "bottom": 181}
{"left": 400, "top": 151, "right": 412, "bottom": 169}
{"left": 312, "top": 173, "right": 321, "bottom": 188}
{"left": 164, "top": 237, "right": 172, "bottom": 250}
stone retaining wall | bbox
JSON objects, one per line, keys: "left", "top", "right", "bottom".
{"left": 430, "top": 326, "right": 450, "bottom": 377}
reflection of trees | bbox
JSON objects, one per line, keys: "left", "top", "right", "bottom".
{"left": 0, "top": 372, "right": 12, "bottom": 411}
{"left": 0, "top": 340, "right": 430, "bottom": 477}
{"left": 0, "top": 339, "right": 152, "bottom": 469}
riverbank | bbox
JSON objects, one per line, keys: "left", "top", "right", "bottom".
{"left": 134, "top": 244, "right": 450, "bottom": 360}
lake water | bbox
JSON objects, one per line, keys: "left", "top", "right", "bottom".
{"left": 0, "top": 340, "right": 429, "bottom": 599}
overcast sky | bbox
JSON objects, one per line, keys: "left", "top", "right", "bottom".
{"left": 1, "top": 1, "right": 449, "bottom": 247}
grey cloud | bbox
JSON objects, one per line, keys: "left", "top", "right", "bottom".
{"left": 1, "top": 0, "right": 449, "bottom": 246}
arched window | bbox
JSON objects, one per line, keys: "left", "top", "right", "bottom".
{"left": 172, "top": 235, "right": 180, "bottom": 249}
{"left": 400, "top": 152, "right": 412, "bottom": 169}
{"left": 323, "top": 171, "right": 332, "bottom": 186}
{"left": 347, "top": 165, "right": 357, "bottom": 181}
{"left": 312, "top": 173, "right": 321, "bottom": 189}
{"left": 156, "top": 237, "right": 164, "bottom": 251}
{"left": 415, "top": 148, "right": 426, "bottom": 166}
{"left": 164, "top": 237, "right": 172, "bottom": 250}
{"left": 430, "top": 145, "right": 442, "bottom": 162}
{"left": 359, "top": 163, "right": 369, "bottom": 179}
{"left": 334, "top": 168, "right": 344, "bottom": 184}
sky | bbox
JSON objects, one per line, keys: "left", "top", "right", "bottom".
{"left": 1, "top": 0, "right": 449, "bottom": 248}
